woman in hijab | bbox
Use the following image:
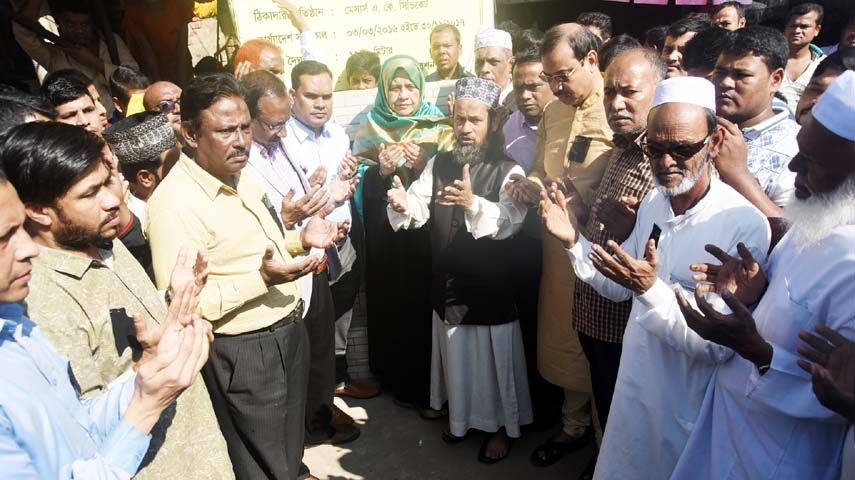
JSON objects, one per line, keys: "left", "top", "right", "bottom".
{"left": 354, "top": 55, "right": 453, "bottom": 417}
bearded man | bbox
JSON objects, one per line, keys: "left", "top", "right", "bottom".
{"left": 386, "top": 77, "right": 531, "bottom": 464}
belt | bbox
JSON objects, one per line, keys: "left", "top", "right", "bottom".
{"left": 214, "top": 300, "right": 304, "bottom": 338}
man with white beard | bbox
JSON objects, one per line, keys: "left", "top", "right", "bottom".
{"left": 387, "top": 77, "right": 531, "bottom": 463}
{"left": 669, "top": 70, "right": 855, "bottom": 480}
{"left": 540, "top": 76, "right": 770, "bottom": 479}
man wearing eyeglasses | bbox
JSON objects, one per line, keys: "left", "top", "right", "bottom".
{"left": 504, "top": 23, "right": 612, "bottom": 468}
{"left": 144, "top": 81, "right": 183, "bottom": 136}
{"left": 540, "top": 76, "right": 770, "bottom": 479}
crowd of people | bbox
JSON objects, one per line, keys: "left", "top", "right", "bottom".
{"left": 1, "top": 0, "right": 854, "bottom": 479}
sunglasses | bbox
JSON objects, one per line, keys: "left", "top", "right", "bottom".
{"left": 539, "top": 61, "right": 583, "bottom": 85}
{"left": 157, "top": 99, "right": 180, "bottom": 114}
{"left": 637, "top": 134, "right": 711, "bottom": 161}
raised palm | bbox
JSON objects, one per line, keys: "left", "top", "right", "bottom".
{"left": 691, "top": 242, "right": 767, "bottom": 305}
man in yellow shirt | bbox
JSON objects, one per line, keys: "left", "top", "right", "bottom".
{"left": 506, "top": 23, "right": 612, "bottom": 470}
{"left": 146, "top": 73, "right": 347, "bottom": 480}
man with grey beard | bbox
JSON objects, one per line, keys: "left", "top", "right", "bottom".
{"left": 668, "top": 70, "right": 855, "bottom": 480}
{"left": 386, "top": 77, "right": 530, "bottom": 464}
{"left": 541, "top": 75, "right": 770, "bottom": 479}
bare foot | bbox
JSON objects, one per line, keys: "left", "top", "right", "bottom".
{"left": 484, "top": 429, "right": 512, "bottom": 460}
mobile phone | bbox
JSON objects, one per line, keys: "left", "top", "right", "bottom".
{"left": 649, "top": 224, "right": 662, "bottom": 248}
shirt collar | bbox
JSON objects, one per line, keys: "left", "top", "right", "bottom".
{"left": 178, "top": 153, "right": 239, "bottom": 200}
{"left": 665, "top": 177, "right": 721, "bottom": 227}
{"left": 613, "top": 130, "right": 644, "bottom": 150}
{"left": 741, "top": 107, "right": 789, "bottom": 139}
{"left": 0, "top": 302, "right": 26, "bottom": 337}
{"left": 34, "top": 245, "right": 107, "bottom": 280}
{"left": 512, "top": 110, "right": 538, "bottom": 130}
{"left": 289, "top": 117, "right": 329, "bottom": 144}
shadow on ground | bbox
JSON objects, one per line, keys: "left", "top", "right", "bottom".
{"left": 304, "top": 393, "right": 595, "bottom": 480}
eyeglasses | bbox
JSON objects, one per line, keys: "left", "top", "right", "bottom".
{"left": 539, "top": 61, "right": 583, "bottom": 85}
{"left": 260, "top": 119, "right": 287, "bottom": 133}
{"left": 157, "top": 99, "right": 180, "bottom": 114}
{"left": 638, "top": 134, "right": 711, "bottom": 161}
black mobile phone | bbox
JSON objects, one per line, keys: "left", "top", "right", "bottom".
{"left": 649, "top": 224, "right": 662, "bottom": 248}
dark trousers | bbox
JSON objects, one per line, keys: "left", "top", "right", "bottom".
{"left": 202, "top": 311, "right": 309, "bottom": 480}
{"left": 304, "top": 273, "right": 336, "bottom": 435}
{"left": 578, "top": 331, "right": 623, "bottom": 429}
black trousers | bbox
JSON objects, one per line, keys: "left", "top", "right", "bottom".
{"left": 304, "top": 272, "right": 336, "bottom": 435}
{"left": 578, "top": 331, "right": 623, "bottom": 430}
{"left": 202, "top": 309, "right": 309, "bottom": 480}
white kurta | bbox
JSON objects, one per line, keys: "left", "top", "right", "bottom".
{"left": 388, "top": 156, "right": 532, "bottom": 437}
{"left": 566, "top": 179, "right": 771, "bottom": 480}
{"left": 671, "top": 224, "right": 855, "bottom": 480}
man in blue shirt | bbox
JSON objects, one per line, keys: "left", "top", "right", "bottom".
{"left": 0, "top": 161, "right": 211, "bottom": 478}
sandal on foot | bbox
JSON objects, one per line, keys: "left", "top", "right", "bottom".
{"left": 478, "top": 434, "right": 515, "bottom": 464}
{"left": 441, "top": 429, "right": 470, "bottom": 444}
{"left": 530, "top": 427, "right": 593, "bottom": 467}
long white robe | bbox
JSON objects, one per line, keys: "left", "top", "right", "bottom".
{"left": 566, "top": 179, "right": 771, "bottom": 480}
{"left": 671, "top": 224, "right": 855, "bottom": 480}
{"left": 388, "top": 156, "right": 532, "bottom": 437}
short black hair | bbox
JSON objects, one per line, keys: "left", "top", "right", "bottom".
{"left": 516, "top": 27, "right": 544, "bottom": 54}
{"left": 240, "top": 70, "right": 288, "bottom": 119}
{"left": 598, "top": 34, "right": 642, "bottom": 71}
{"left": 180, "top": 73, "right": 243, "bottom": 128}
{"left": 194, "top": 56, "right": 226, "bottom": 76}
{"left": 787, "top": 2, "right": 824, "bottom": 26}
{"left": 542, "top": 24, "right": 602, "bottom": 61}
{"left": 714, "top": 1, "right": 745, "bottom": 19}
{"left": 291, "top": 60, "right": 333, "bottom": 90}
{"left": 109, "top": 66, "right": 150, "bottom": 108}
{"left": 345, "top": 51, "right": 381, "bottom": 81}
{"left": 0, "top": 93, "right": 57, "bottom": 137}
{"left": 722, "top": 26, "right": 789, "bottom": 72}
{"left": 513, "top": 48, "right": 542, "bottom": 69}
{"left": 55, "top": 0, "right": 92, "bottom": 17}
{"left": 430, "top": 24, "right": 461, "bottom": 44}
{"left": 813, "top": 46, "right": 855, "bottom": 78}
{"left": 577, "top": 11, "right": 613, "bottom": 41}
{"left": 683, "top": 27, "right": 732, "bottom": 73}
{"left": 667, "top": 17, "right": 711, "bottom": 40}
{"left": 42, "top": 70, "right": 93, "bottom": 107}
{"left": 644, "top": 25, "right": 669, "bottom": 51}
{"left": 0, "top": 122, "right": 105, "bottom": 206}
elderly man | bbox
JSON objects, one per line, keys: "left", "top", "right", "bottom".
{"left": 143, "top": 81, "right": 183, "bottom": 135}
{"left": 541, "top": 76, "right": 770, "bottom": 479}
{"left": 781, "top": 3, "right": 825, "bottom": 109}
{"left": 712, "top": 26, "right": 800, "bottom": 239}
{"left": 474, "top": 28, "right": 516, "bottom": 111}
{"left": 574, "top": 48, "right": 662, "bottom": 436}
{"left": 426, "top": 24, "right": 473, "bottom": 81}
{"left": 146, "top": 73, "right": 347, "bottom": 480}
{"left": 0, "top": 162, "right": 212, "bottom": 478}
{"left": 669, "top": 70, "right": 855, "bottom": 480}
{"left": 712, "top": 2, "right": 746, "bottom": 31}
{"left": 387, "top": 77, "right": 530, "bottom": 463}
{"left": 0, "top": 121, "right": 233, "bottom": 479}
{"left": 506, "top": 23, "right": 609, "bottom": 467}
{"left": 11, "top": 0, "right": 139, "bottom": 117}
{"left": 662, "top": 17, "right": 710, "bottom": 78}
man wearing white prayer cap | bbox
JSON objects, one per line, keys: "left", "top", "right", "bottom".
{"left": 474, "top": 27, "right": 516, "bottom": 111}
{"left": 541, "top": 75, "right": 771, "bottom": 479}
{"left": 668, "top": 70, "right": 855, "bottom": 480}
{"left": 387, "top": 77, "right": 532, "bottom": 464}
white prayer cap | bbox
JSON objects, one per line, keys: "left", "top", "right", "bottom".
{"left": 474, "top": 27, "right": 513, "bottom": 51}
{"left": 651, "top": 76, "right": 716, "bottom": 113}
{"left": 811, "top": 70, "right": 855, "bottom": 142}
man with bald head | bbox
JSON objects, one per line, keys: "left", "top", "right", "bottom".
{"left": 541, "top": 76, "right": 770, "bottom": 478}
{"left": 144, "top": 81, "right": 183, "bottom": 135}
{"left": 505, "top": 23, "right": 610, "bottom": 467}
{"left": 572, "top": 48, "right": 662, "bottom": 436}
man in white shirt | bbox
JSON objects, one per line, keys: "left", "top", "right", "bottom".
{"left": 540, "top": 76, "right": 770, "bottom": 479}
{"left": 669, "top": 70, "right": 855, "bottom": 480}
{"left": 474, "top": 28, "right": 516, "bottom": 112}
{"left": 387, "top": 77, "right": 530, "bottom": 463}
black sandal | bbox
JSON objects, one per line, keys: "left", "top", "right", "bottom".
{"left": 478, "top": 433, "right": 515, "bottom": 464}
{"left": 530, "top": 427, "right": 593, "bottom": 467}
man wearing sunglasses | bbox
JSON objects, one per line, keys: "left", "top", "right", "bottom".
{"left": 144, "top": 81, "right": 183, "bottom": 136}
{"left": 541, "top": 76, "right": 770, "bottom": 479}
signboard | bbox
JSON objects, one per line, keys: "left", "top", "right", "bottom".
{"left": 228, "top": 0, "right": 494, "bottom": 84}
